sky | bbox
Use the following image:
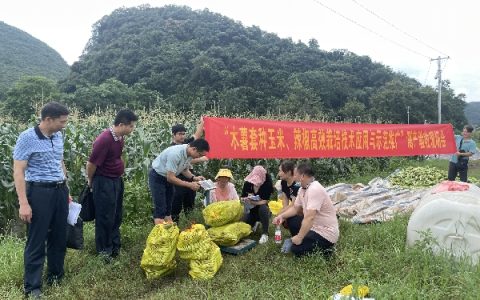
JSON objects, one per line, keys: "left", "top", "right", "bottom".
{"left": 1, "top": 0, "right": 479, "bottom": 102}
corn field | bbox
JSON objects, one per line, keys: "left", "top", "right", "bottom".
{"left": 0, "top": 108, "right": 391, "bottom": 230}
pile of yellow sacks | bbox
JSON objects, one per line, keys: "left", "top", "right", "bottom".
{"left": 202, "top": 200, "right": 252, "bottom": 246}
{"left": 177, "top": 224, "right": 223, "bottom": 280}
{"left": 140, "top": 223, "right": 180, "bottom": 279}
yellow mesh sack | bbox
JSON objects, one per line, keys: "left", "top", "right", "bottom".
{"left": 207, "top": 222, "right": 252, "bottom": 246}
{"left": 140, "top": 223, "right": 179, "bottom": 279}
{"left": 188, "top": 245, "right": 223, "bottom": 280}
{"left": 177, "top": 224, "right": 214, "bottom": 260}
{"left": 180, "top": 240, "right": 218, "bottom": 261}
{"left": 202, "top": 200, "right": 243, "bottom": 227}
{"left": 177, "top": 224, "right": 210, "bottom": 251}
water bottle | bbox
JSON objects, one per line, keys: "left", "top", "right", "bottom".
{"left": 274, "top": 225, "right": 282, "bottom": 244}
{"left": 277, "top": 189, "right": 283, "bottom": 199}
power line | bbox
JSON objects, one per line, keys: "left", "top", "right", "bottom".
{"left": 310, "top": 0, "right": 431, "bottom": 59}
{"left": 424, "top": 60, "right": 432, "bottom": 85}
{"left": 350, "top": 0, "right": 449, "bottom": 57}
{"left": 442, "top": 59, "right": 449, "bottom": 73}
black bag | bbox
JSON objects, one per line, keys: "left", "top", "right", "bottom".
{"left": 79, "top": 184, "right": 95, "bottom": 222}
{"left": 67, "top": 217, "right": 84, "bottom": 250}
{"left": 456, "top": 139, "right": 469, "bottom": 170}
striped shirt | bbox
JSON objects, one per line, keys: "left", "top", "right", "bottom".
{"left": 13, "top": 126, "right": 65, "bottom": 182}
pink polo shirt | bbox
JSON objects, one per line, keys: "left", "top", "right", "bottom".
{"left": 209, "top": 182, "right": 239, "bottom": 202}
{"left": 294, "top": 181, "right": 339, "bottom": 243}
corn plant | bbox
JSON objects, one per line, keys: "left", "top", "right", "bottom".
{"left": 0, "top": 108, "right": 393, "bottom": 227}
{"left": 0, "top": 120, "right": 25, "bottom": 229}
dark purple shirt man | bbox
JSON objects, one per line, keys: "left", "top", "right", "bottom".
{"left": 86, "top": 109, "right": 138, "bottom": 262}
{"left": 89, "top": 128, "right": 125, "bottom": 178}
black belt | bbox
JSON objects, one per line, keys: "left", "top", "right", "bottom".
{"left": 27, "top": 181, "right": 67, "bottom": 188}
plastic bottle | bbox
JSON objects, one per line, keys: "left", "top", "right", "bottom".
{"left": 277, "top": 189, "right": 283, "bottom": 199}
{"left": 274, "top": 225, "right": 282, "bottom": 244}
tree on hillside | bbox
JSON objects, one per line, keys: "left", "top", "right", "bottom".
{"left": 276, "top": 77, "right": 324, "bottom": 117}
{"left": 0, "top": 22, "right": 69, "bottom": 98}
{"left": 438, "top": 80, "right": 468, "bottom": 129}
{"left": 464, "top": 102, "right": 480, "bottom": 126}
{"left": 65, "top": 78, "right": 163, "bottom": 114}
{"left": 339, "top": 98, "right": 367, "bottom": 122}
{"left": 58, "top": 5, "right": 467, "bottom": 125}
{"left": 1, "top": 76, "right": 61, "bottom": 122}
{"left": 370, "top": 77, "right": 434, "bottom": 124}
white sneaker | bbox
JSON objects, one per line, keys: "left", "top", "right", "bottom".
{"left": 252, "top": 221, "right": 261, "bottom": 233}
{"left": 259, "top": 234, "right": 268, "bottom": 244}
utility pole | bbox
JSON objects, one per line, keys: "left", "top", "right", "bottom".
{"left": 407, "top": 106, "right": 410, "bottom": 124}
{"left": 431, "top": 56, "right": 449, "bottom": 124}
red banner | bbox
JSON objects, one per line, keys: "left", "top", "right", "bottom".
{"left": 203, "top": 117, "right": 456, "bottom": 159}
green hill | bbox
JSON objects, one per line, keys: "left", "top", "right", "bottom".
{"left": 0, "top": 21, "right": 69, "bottom": 98}
{"left": 464, "top": 102, "right": 480, "bottom": 126}
{"left": 63, "top": 5, "right": 467, "bottom": 128}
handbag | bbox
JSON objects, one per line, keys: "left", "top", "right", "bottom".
{"left": 79, "top": 183, "right": 95, "bottom": 222}
{"left": 456, "top": 138, "right": 469, "bottom": 170}
{"left": 67, "top": 217, "right": 84, "bottom": 250}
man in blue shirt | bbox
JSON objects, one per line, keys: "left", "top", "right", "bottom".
{"left": 448, "top": 125, "right": 477, "bottom": 182}
{"left": 149, "top": 138, "right": 209, "bottom": 224}
{"left": 13, "top": 102, "right": 70, "bottom": 298}
{"left": 169, "top": 120, "right": 208, "bottom": 222}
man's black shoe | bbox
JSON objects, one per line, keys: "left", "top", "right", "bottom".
{"left": 47, "top": 274, "right": 63, "bottom": 286}
{"left": 111, "top": 249, "right": 120, "bottom": 258}
{"left": 25, "top": 289, "right": 42, "bottom": 299}
{"left": 98, "top": 252, "right": 113, "bottom": 264}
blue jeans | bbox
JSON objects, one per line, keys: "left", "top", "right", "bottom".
{"left": 148, "top": 169, "right": 174, "bottom": 219}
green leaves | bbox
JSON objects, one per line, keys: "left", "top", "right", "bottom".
{"left": 389, "top": 166, "right": 446, "bottom": 188}
{"left": 2, "top": 76, "right": 61, "bottom": 122}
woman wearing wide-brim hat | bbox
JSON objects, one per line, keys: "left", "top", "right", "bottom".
{"left": 209, "top": 168, "right": 239, "bottom": 203}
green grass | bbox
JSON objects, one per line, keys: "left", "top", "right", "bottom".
{"left": 2, "top": 158, "right": 480, "bottom": 299}
{"left": 1, "top": 213, "right": 480, "bottom": 299}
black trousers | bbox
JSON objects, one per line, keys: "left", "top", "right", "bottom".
{"left": 242, "top": 204, "right": 270, "bottom": 235}
{"left": 286, "top": 215, "right": 334, "bottom": 257}
{"left": 171, "top": 184, "right": 196, "bottom": 222}
{"left": 447, "top": 161, "right": 468, "bottom": 182}
{"left": 24, "top": 183, "right": 68, "bottom": 293}
{"left": 93, "top": 175, "right": 124, "bottom": 255}
{"left": 148, "top": 169, "right": 174, "bottom": 219}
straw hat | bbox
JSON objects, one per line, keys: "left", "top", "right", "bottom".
{"left": 215, "top": 168, "right": 233, "bottom": 180}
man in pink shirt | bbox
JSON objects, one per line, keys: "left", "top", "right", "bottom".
{"left": 273, "top": 163, "right": 339, "bottom": 257}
